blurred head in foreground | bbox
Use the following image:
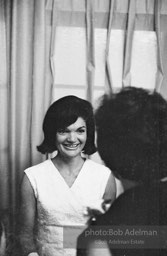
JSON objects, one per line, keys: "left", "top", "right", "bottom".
{"left": 95, "top": 86, "right": 167, "bottom": 183}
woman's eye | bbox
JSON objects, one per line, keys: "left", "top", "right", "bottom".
{"left": 77, "top": 129, "right": 85, "bottom": 134}
{"left": 57, "top": 130, "right": 67, "bottom": 135}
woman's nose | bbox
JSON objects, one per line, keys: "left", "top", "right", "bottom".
{"left": 67, "top": 132, "right": 77, "bottom": 142}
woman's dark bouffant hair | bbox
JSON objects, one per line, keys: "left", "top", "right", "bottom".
{"left": 95, "top": 86, "right": 167, "bottom": 183}
{"left": 37, "top": 95, "right": 96, "bottom": 155}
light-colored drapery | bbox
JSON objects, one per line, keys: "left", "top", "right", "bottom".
{"left": 0, "top": 0, "right": 9, "bottom": 211}
{"left": 49, "top": 0, "right": 167, "bottom": 102}
{"left": 1, "top": 0, "right": 167, "bottom": 244}
{"left": 0, "top": 0, "right": 52, "bottom": 222}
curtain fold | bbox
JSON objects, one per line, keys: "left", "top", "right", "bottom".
{"left": 86, "top": 0, "right": 95, "bottom": 102}
{"left": 9, "top": 0, "right": 35, "bottom": 216}
{"left": 0, "top": 0, "right": 9, "bottom": 211}
{"left": 122, "top": 0, "right": 136, "bottom": 87}
{"left": 30, "top": 0, "right": 53, "bottom": 164}
{"left": 154, "top": 0, "right": 164, "bottom": 92}
{"left": 50, "top": 0, "right": 58, "bottom": 93}
{"left": 105, "top": 0, "right": 115, "bottom": 92}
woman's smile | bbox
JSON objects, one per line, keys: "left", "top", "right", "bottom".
{"left": 63, "top": 143, "right": 80, "bottom": 149}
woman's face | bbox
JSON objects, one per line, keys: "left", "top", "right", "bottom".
{"left": 56, "top": 117, "right": 87, "bottom": 159}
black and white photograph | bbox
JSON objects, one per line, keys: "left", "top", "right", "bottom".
{"left": 0, "top": 1, "right": 167, "bottom": 256}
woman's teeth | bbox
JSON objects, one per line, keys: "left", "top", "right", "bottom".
{"left": 64, "top": 144, "right": 79, "bottom": 148}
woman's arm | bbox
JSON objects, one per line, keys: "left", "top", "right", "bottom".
{"left": 86, "top": 173, "right": 116, "bottom": 218}
{"left": 103, "top": 172, "right": 116, "bottom": 207}
{"left": 19, "top": 174, "right": 38, "bottom": 256}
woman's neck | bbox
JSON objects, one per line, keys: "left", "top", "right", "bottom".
{"left": 52, "top": 154, "right": 85, "bottom": 174}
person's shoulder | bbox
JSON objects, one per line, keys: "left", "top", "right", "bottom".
{"left": 85, "top": 159, "right": 111, "bottom": 174}
{"left": 98, "top": 184, "right": 164, "bottom": 225}
{"left": 93, "top": 190, "right": 139, "bottom": 226}
{"left": 24, "top": 159, "right": 51, "bottom": 175}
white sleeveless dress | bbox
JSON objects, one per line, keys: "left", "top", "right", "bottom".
{"left": 25, "top": 159, "right": 111, "bottom": 256}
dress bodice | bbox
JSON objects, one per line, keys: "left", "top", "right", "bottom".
{"left": 25, "top": 159, "right": 111, "bottom": 256}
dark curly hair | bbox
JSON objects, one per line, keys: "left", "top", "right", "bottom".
{"left": 37, "top": 95, "right": 96, "bottom": 155}
{"left": 95, "top": 87, "right": 167, "bottom": 183}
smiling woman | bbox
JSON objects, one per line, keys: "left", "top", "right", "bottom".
{"left": 37, "top": 95, "right": 96, "bottom": 155}
{"left": 19, "top": 95, "right": 116, "bottom": 256}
